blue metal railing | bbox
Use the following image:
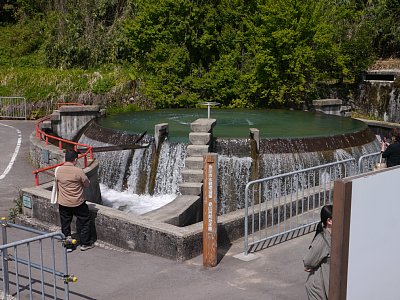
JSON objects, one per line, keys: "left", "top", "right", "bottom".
{"left": 0, "top": 220, "right": 76, "bottom": 299}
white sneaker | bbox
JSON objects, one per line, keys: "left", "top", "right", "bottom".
{"left": 80, "top": 244, "right": 95, "bottom": 251}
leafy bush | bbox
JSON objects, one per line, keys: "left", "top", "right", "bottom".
{"left": 0, "top": 0, "right": 399, "bottom": 109}
{"left": 92, "top": 77, "right": 115, "bottom": 94}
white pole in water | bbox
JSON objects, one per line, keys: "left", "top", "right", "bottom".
{"left": 199, "top": 102, "right": 220, "bottom": 119}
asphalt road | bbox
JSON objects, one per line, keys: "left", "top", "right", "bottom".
{"left": 0, "top": 120, "right": 38, "bottom": 217}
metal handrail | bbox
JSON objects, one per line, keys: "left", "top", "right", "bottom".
{"left": 0, "top": 96, "right": 27, "bottom": 119}
{"left": 0, "top": 219, "right": 74, "bottom": 299}
{"left": 244, "top": 158, "right": 356, "bottom": 255}
{"left": 33, "top": 103, "right": 93, "bottom": 186}
{"left": 358, "top": 151, "right": 381, "bottom": 173}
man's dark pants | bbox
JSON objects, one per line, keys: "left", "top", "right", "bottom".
{"left": 59, "top": 202, "right": 91, "bottom": 245}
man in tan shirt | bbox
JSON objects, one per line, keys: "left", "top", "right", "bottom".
{"left": 56, "top": 149, "right": 94, "bottom": 251}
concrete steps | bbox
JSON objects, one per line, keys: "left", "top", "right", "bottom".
{"left": 181, "top": 169, "right": 203, "bottom": 182}
{"left": 189, "top": 132, "right": 211, "bottom": 145}
{"left": 190, "top": 118, "right": 216, "bottom": 132}
{"left": 179, "top": 182, "right": 203, "bottom": 196}
{"left": 187, "top": 145, "right": 209, "bottom": 157}
{"left": 185, "top": 157, "right": 203, "bottom": 170}
{"left": 178, "top": 118, "right": 216, "bottom": 201}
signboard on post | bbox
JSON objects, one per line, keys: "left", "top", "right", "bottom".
{"left": 203, "top": 153, "right": 218, "bottom": 267}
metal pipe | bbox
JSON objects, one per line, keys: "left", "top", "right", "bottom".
{"left": 0, "top": 232, "right": 64, "bottom": 250}
{"left": 1, "top": 222, "right": 9, "bottom": 297}
{"left": 7, "top": 255, "right": 66, "bottom": 278}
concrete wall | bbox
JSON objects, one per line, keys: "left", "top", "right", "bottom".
{"left": 19, "top": 182, "right": 327, "bottom": 261}
{"left": 19, "top": 186, "right": 202, "bottom": 261}
{"left": 51, "top": 105, "right": 105, "bottom": 141}
{"left": 312, "top": 99, "right": 351, "bottom": 117}
{"left": 19, "top": 184, "right": 249, "bottom": 261}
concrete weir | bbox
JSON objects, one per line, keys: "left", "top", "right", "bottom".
{"left": 21, "top": 115, "right": 235, "bottom": 261}
{"left": 21, "top": 107, "right": 380, "bottom": 261}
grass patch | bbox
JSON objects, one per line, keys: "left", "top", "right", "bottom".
{"left": 106, "top": 103, "right": 140, "bottom": 115}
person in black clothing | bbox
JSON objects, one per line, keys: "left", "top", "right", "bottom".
{"left": 381, "top": 129, "right": 400, "bottom": 167}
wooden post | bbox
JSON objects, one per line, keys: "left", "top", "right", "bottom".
{"left": 203, "top": 153, "right": 218, "bottom": 267}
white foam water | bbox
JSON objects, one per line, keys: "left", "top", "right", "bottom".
{"left": 99, "top": 184, "right": 175, "bottom": 215}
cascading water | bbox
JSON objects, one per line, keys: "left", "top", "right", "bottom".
{"left": 388, "top": 87, "right": 400, "bottom": 122}
{"left": 79, "top": 134, "right": 187, "bottom": 214}
{"left": 214, "top": 137, "right": 380, "bottom": 214}
{"left": 152, "top": 141, "right": 187, "bottom": 195}
{"left": 81, "top": 109, "right": 380, "bottom": 218}
{"left": 126, "top": 147, "right": 153, "bottom": 194}
{"left": 217, "top": 155, "right": 252, "bottom": 214}
{"left": 79, "top": 136, "right": 131, "bottom": 190}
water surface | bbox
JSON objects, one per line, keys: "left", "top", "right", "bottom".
{"left": 98, "top": 109, "right": 366, "bottom": 142}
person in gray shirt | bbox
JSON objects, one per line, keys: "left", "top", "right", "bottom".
{"left": 303, "top": 205, "right": 332, "bottom": 300}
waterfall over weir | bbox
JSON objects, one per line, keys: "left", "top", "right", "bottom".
{"left": 80, "top": 135, "right": 187, "bottom": 195}
{"left": 79, "top": 133, "right": 187, "bottom": 214}
{"left": 80, "top": 109, "right": 380, "bottom": 217}
{"left": 214, "top": 137, "right": 379, "bottom": 215}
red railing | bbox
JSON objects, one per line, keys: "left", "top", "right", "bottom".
{"left": 32, "top": 103, "right": 93, "bottom": 186}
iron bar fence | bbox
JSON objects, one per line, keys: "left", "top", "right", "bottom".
{"left": 0, "top": 98, "right": 78, "bottom": 120}
{"left": 358, "top": 151, "right": 382, "bottom": 173}
{"left": 0, "top": 97, "right": 27, "bottom": 120}
{"left": 244, "top": 158, "right": 357, "bottom": 255}
{"left": 0, "top": 220, "right": 76, "bottom": 299}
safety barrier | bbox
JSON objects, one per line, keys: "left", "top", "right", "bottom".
{"left": 358, "top": 151, "right": 382, "bottom": 173}
{"left": 0, "top": 97, "right": 27, "bottom": 119}
{"left": 32, "top": 103, "right": 93, "bottom": 186}
{"left": 0, "top": 219, "right": 76, "bottom": 299}
{"left": 244, "top": 158, "right": 357, "bottom": 255}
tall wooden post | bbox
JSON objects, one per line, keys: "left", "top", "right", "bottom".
{"left": 203, "top": 153, "right": 218, "bottom": 267}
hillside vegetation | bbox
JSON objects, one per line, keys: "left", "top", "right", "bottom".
{"left": 1, "top": 0, "right": 399, "bottom": 112}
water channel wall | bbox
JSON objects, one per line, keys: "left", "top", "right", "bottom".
{"left": 51, "top": 105, "right": 105, "bottom": 141}
{"left": 355, "top": 69, "right": 400, "bottom": 122}
{"left": 19, "top": 176, "right": 329, "bottom": 261}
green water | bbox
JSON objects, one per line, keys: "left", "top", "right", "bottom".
{"left": 98, "top": 109, "right": 367, "bottom": 141}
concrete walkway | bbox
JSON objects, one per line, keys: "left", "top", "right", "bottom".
{"left": 0, "top": 120, "right": 311, "bottom": 300}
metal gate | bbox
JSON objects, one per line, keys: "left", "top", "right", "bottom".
{"left": 358, "top": 151, "right": 381, "bottom": 173}
{"left": 0, "top": 219, "right": 76, "bottom": 299}
{"left": 243, "top": 158, "right": 357, "bottom": 255}
{"left": 0, "top": 97, "right": 27, "bottom": 120}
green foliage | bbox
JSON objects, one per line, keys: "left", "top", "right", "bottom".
{"left": 0, "top": 0, "right": 399, "bottom": 109}
{"left": 369, "top": 0, "right": 400, "bottom": 58}
{"left": 0, "top": 66, "right": 131, "bottom": 103}
{"left": 9, "top": 191, "right": 23, "bottom": 223}
{"left": 125, "top": 0, "right": 373, "bottom": 107}
{"left": 92, "top": 77, "right": 115, "bottom": 94}
{"left": 0, "top": 19, "right": 46, "bottom": 67}
{"left": 42, "top": 0, "right": 137, "bottom": 69}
